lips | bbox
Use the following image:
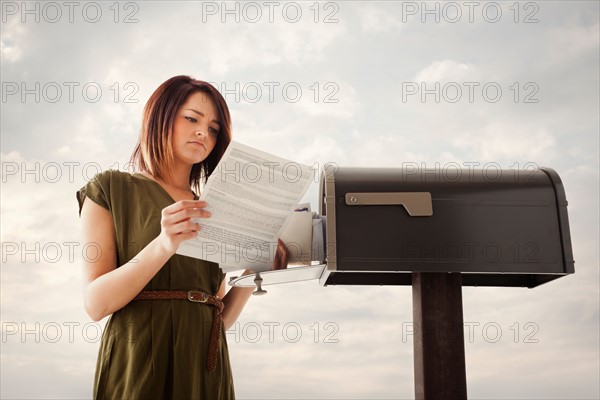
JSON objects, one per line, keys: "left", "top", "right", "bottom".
{"left": 188, "top": 141, "right": 205, "bottom": 149}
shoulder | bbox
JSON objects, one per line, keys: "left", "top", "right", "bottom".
{"left": 87, "top": 169, "right": 144, "bottom": 193}
{"left": 77, "top": 170, "right": 137, "bottom": 216}
{"left": 89, "top": 169, "right": 135, "bottom": 184}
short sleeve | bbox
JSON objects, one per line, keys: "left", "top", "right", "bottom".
{"left": 76, "top": 170, "right": 112, "bottom": 216}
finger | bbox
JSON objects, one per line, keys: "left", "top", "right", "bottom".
{"left": 272, "top": 239, "right": 289, "bottom": 270}
{"left": 165, "top": 219, "right": 202, "bottom": 236}
{"left": 162, "top": 208, "right": 211, "bottom": 227}
{"left": 162, "top": 200, "right": 208, "bottom": 216}
{"left": 181, "top": 229, "right": 200, "bottom": 241}
{"left": 175, "top": 207, "right": 211, "bottom": 221}
{"left": 277, "top": 238, "right": 289, "bottom": 259}
{"left": 272, "top": 252, "right": 283, "bottom": 270}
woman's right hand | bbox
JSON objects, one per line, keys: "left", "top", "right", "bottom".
{"left": 157, "top": 200, "right": 212, "bottom": 255}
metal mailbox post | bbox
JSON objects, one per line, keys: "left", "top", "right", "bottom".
{"left": 318, "top": 166, "right": 575, "bottom": 399}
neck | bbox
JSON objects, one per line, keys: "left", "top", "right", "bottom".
{"left": 152, "top": 163, "right": 193, "bottom": 192}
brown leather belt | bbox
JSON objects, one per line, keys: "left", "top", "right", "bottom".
{"left": 132, "top": 290, "right": 224, "bottom": 373}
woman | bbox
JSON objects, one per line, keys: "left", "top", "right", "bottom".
{"left": 77, "top": 75, "right": 287, "bottom": 399}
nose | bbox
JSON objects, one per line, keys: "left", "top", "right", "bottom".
{"left": 195, "top": 130, "right": 207, "bottom": 138}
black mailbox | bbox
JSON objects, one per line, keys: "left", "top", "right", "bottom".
{"left": 318, "top": 166, "right": 574, "bottom": 288}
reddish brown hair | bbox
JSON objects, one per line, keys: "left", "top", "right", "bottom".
{"left": 130, "top": 75, "right": 232, "bottom": 192}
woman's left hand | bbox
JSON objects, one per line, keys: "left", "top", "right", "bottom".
{"left": 272, "top": 238, "right": 289, "bottom": 270}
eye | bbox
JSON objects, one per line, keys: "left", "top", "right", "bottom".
{"left": 209, "top": 127, "right": 220, "bottom": 136}
{"left": 185, "top": 116, "right": 197, "bottom": 123}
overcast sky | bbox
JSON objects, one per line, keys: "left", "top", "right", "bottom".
{"left": 1, "top": 1, "right": 599, "bottom": 399}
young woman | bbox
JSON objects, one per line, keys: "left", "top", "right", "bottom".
{"left": 77, "top": 75, "right": 287, "bottom": 399}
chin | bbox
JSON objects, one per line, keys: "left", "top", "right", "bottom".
{"left": 190, "top": 157, "right": 208, "bottom": 165}
{"left": 183, "top": 150, "right": 209, "bottom": 163}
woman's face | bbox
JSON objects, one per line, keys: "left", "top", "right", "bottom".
{"left": 172, "top": 91, "right": 220, "bottom": 167}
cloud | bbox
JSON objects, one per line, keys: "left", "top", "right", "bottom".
{"left": 0, "top": 19, "right": 26, "bottom": 63}
{"left": 414, "top": 60, "right": 480, "bottom": 82}
{"left": 452, "top": 122, "right": 557, "bottom": 161}
{"left": 359, "top": 3, "right": 401, "bottom": 33}
{"left": 294, "top": 80, "right": 360, "bottom": 118}
{"left": 545, "top": 22, "right": 600, "bottom": 63}
{"left": 120, "top": 2, "right": 347, "bottom": 76}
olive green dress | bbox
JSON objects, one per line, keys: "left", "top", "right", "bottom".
{"left": 76, "top": 169, "right": 235, "bottom": 399}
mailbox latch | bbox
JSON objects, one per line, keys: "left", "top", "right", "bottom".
{"left": 345, "top": 192, "right": 433, "bottom": 216}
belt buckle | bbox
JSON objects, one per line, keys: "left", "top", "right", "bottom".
{"left": 187, "top": 291, "right": 208, "bottom": 303}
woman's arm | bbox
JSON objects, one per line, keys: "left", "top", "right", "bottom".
{"left": 80, "top": 197, "right": 210, "bottom": 321}
{"left": 220, "top": 240, "right": 289, "bottom": 330}
{"left": 220, "top": 270, "right": 254, "bottom": 330}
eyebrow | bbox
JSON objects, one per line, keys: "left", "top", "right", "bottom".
{"left": 185, "top": 109, "right": 220, "bottom": 126}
